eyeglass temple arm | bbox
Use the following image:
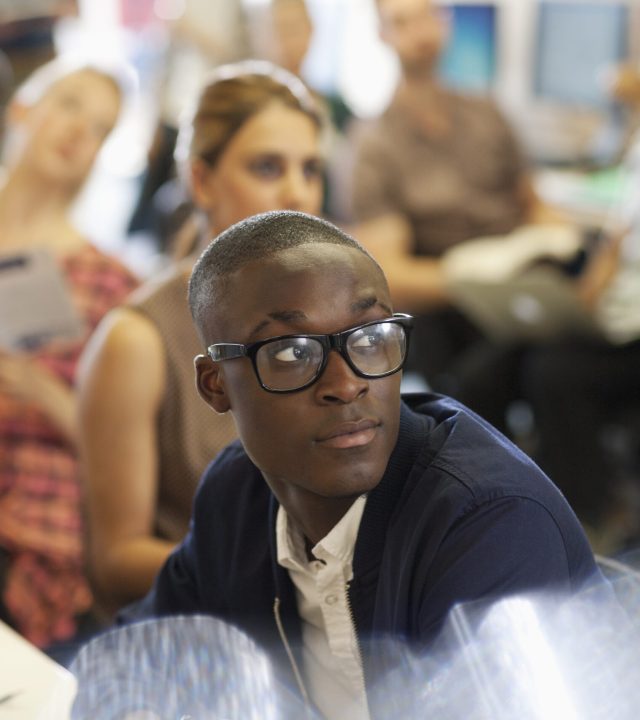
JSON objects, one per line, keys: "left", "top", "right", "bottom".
{"left": 208, "top": 343, "right": 247, "bottom": 361}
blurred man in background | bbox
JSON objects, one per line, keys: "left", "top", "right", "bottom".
{"left": 249, "top": 0, "right": 353, "bottom": 221}
{"left": 347, "top": 0, "right": 561, "bottom": 429}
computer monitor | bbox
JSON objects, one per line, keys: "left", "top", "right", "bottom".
{"left": 438, "top": 3, "right": 498, "bottom": 92}
{"left": 534, "top": 1, "right": 629, "bottom": 108}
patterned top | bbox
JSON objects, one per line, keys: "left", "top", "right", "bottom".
{"left": 0, "top": 243, "right": 138, "bottom": 647}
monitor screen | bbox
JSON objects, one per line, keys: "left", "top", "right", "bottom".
{"left": 534, "top": 1, "right": 629, "bottom": 108}
{"left": 438, "top": 4, "right": 498, "bottom": 92}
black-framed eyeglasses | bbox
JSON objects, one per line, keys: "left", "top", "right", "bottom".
{"left": 206, "top": 313, "right": 413, "bottom": 394}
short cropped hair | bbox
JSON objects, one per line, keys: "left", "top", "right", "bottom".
{"left": 188, "top": 210, "right": 382, "bottom": 338}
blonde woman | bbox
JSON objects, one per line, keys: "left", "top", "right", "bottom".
{"left": 0, "top": 59, "right": 139, "bottom": 648}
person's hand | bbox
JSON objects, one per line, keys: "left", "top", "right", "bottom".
{"left": 0, "top": 349, "right": 45, "bottom": 406}
{"left": 577, "top": 227, "right": 627, "bottom": 308}
{"left": 0, "top": 348, "right": 77, "bottom": 442}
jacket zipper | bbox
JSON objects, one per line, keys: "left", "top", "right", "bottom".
{"left": 345, "top": 580, "right": 370, "bottom": 715}
{"left": 273, "top": 595, "right": 311, "bottom": 708}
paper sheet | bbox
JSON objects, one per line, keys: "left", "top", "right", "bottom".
{"left": 0, "top": 248, "right": 85, "bottom": 351}
{"left": 0, "top": 621, "right": 77, "bottom": 720}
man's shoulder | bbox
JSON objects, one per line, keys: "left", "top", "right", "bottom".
{"left": 401, "top": 393, "right": 564, "bottom": 507}
{"left": 395, "top": 395, "right": 594, "bottom": 589}
{"left": 191, "top": 440, "right": 271, "bottom": 536}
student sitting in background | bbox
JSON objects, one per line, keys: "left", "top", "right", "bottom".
{"left": 125, "top": 210, "right": 602, "bottom": 720}
{"left": 247, "top": 0, "right": 354, "bottom": 223}
{"left": 346, "top": 0, "right": 565, "bottom": 431}
{"left": 0, "top": 58, "right": 139, "bottom": 649}
{"left": 522, "top": 124, "right": 640, "bottom": 550}
{"left": 78, "top": 62, "right": 325, "bottom": 615}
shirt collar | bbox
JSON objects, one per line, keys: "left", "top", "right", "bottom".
{"left": 277, "top": 496, "right": 367, "bottom": 571}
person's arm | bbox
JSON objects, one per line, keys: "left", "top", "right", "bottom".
{"left": 417, "top": 496, "right": 598, "bottom": 643}
{"left": 0, "top": 349, "right": 77, "bottom": 444}
{"left": 77, "top": 307, "right": 174, "bottom": 613}
{"left": 117, "top": 531, "right": 202, "bottom": 623}
{"left": 517, "top": 173, "right": 572, "bottom": 226}
{"left": 576, "top": 227, "right": 626, "bottom": 308}
{"left": 351, "top": 214, "right": 449, "bottom": 311}
{"left": 346, "top": 123, "right": 449, "bottom": 312}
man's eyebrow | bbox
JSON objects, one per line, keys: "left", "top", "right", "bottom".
{"left": 351, "top": 296, "right": 393, "bottom": 315}
{"left": 250, "top": 310, "right": 308, "bottom": 337}
{"left": 248, "top": 299, "right": 391, "bottom": 338}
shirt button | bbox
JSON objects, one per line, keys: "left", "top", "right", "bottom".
{"left": 325, "top": 594, "right": 338, "bottom": 605}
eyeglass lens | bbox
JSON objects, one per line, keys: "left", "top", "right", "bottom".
{"left": 255, "top": 321, "right": 407, "bottom": 391}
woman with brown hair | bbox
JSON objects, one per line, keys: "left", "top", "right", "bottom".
{"left": 78, "top": 61, "right": 325, "bottom": 614}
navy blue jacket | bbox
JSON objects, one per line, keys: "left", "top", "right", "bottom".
{"left": 126, "top": 394, "right": 600, "bottom": 711}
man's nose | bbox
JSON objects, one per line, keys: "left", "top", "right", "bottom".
{"left": 313, "top": 350, "right": 368, "bottom": 405}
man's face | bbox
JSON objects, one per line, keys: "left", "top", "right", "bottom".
{"left": 269, "top": 0, "right": 313, "bottom": 75}
{"left": 378, "top": 0, "right": 449, "bottom": 76}
{"left": 196, "top": 243, "right": 402, "bottom": 509}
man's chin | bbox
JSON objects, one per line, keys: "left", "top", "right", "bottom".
{"left": 402, "top": 55, "right": 440, "bottom": 78}
{"left": 316, "top": 464, "right": 384, "bottom": 499}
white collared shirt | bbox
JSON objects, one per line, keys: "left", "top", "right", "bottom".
{"left": 276, "top": 496, "right": 369, "bottom": 720}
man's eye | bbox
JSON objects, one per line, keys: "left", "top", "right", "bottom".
{"left": 273, "top": 344, "right": 308, "bottom": 363}
{"left": 352, "top": 332, "right": 384, "bottom": 350}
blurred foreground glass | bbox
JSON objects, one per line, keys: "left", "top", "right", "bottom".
{"left": 69, "top": 562, "right": 640, "bottom": 719}
{"left": 370, "top": 561, "right": 640, "bottom": 720}
{"left": 69, "top": 615, "right": 296, "bottom": 720}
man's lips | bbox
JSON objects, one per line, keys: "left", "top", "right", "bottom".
{"left": 316, "top": 419, "right": 380, "bottom": 449}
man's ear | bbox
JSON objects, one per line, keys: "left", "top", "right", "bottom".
{"left": 194, "top": 354, "right": 231, "bottom": 413}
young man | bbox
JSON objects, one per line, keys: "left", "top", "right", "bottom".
{"left": 128, "top": 211, "right": 600, "bottom": 719}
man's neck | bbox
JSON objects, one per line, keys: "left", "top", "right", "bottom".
{"left": 401, "top": 63, "right": 438, "bottom": 90}
{"left": 272, "top": 487, "right": 358, "bottom": 547}
{"left": 396, "top": 73, "right": 451, "bottom": 136}
{"left": 398, "top": 61, "right": 447, "bottom": 103}
{"left": 299, "top": 498, "right": 358, "bottom": 547}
